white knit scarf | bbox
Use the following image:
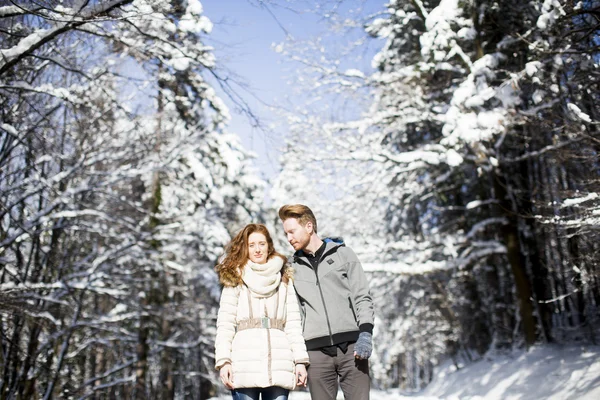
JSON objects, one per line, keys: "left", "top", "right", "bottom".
{"left": 242, "top": 256, "right": 283, "bottom": 298}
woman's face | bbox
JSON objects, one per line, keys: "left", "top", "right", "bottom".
{"left": 248, "top": 232, "right": 269, "bottom": 264}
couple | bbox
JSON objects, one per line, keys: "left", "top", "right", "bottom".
{"left": 215, "top": 204, "right": 374, "bottom": 400}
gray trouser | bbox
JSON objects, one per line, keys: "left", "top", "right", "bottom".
{"left": 306, "top": 342, "right": 370, "bottom": 400}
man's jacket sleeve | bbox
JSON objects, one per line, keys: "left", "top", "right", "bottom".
{"left": 344, "top": 247, "right": 374, "bottom": 334}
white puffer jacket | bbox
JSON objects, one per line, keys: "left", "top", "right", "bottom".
{"left": 215, "top": 259, "right": 309, "bottom": 390}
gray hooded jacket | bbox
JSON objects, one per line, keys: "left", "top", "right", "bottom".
{"left": 290, "top": 239, "right": 374, "bottom": 350}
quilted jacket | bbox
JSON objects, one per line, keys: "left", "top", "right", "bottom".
{"left": 215, "top": 280, "right": 309, "bottom": 389}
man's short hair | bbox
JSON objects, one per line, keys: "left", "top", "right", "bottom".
{"left": 278, "top": 204, "right": 318, "bottom": 234}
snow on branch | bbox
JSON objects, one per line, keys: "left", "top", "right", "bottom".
{"left": 410, "top": 0, "right": 429, "bottom": 21}
{"left": 0, "top": 281, "right": 65, "bottom": 292}
{"left": 567, "top": 103, "right": 593, "bottom": 123}
{"left": 466, "top": 217, "right": 508, "bottom": 239}
{"left": 0, "top": 280, "right": 128, "bottom": 297}
{"left": 363, "top": 260, "right": 451, "bottom": 275}
{"left": 0, "top": 5, "right": 31, "bottom": 18}
{"left": 78, "top": 358, "right": 136, "bottom": 391}
{"left": 465, "top": 199, "right": 501, "bottom": 209}
{"left": 501, "top": 136, "right": 584, "bottom": 163}
{"left": 420, "top": 0, "right": 473, "bottom": 68}
{"left": 0, "top": 0, "right": 132, "bottom": 76}
{"left": 79, "top": 375, "right": 136, "bottom": 398}
{"left": 458, "top": 241, "right": 507, "bottom": 267}
{"left": 441, "top": 53, "right": 520, "bottom": 148}
{"left": 561, "top": 193, "right": 599, "bottom": 208}
{"left": 155, "top": 335, "right": 211, "bottom": 349}
{"left": 539, "top": 214, "right": 600, "bottom": 228}
{"left": 538, "top": 289, "right": 580, "bottom": 304}
{"left": 536, "top": 0, "right": 566, "bottom": 31}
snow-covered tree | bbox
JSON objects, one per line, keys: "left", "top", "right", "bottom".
{"left": 0, "top": 1, "right": 263, "bottom": 398}
{"left": 276, "top": 0, "right": 599, "bottom": 390}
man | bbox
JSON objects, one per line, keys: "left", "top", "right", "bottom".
{"left": 279, "top": 204, "right": 374, "bottom": 400}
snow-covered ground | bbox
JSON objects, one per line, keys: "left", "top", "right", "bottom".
{"left": 211, "top": 344, "right": 600, "bottom": 399}
{"left": 384, "top": 344, "right": 600, "bottom": 400}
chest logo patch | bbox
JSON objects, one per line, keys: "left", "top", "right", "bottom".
{"left": 327, "top": 259, "right": 334, "bottom": 265}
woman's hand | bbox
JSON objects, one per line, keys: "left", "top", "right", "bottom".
{"left": 295, "top": 363, "right": 308, "bottom": 387}
{"left": 219, "top": 363, "right": 234, "bottom": 389}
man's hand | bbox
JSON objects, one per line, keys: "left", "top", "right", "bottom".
{"left": 354, "top": 332, "right": 372, "bottom": 360}
{"left": 219, "top": 363, "right": 234, "bottom": 389}
{"left": 295, "top": 363, "right": 308, "bottom": 387}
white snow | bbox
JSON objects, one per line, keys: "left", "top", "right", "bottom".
{"left": 420, "top": 0, "right": 469, "bottom": 62}
{"left": 0, "top": 6, "right": 22, "bottom": 17}
{"left": 567, "top": 103, "right": 592, "bottom": 123}
{"left": 179, "top": 15, "right": 213, "bottom": 34}
{"left": 363, "top": 260, "right": 450, "bottom": 275}
{"left": 466, "top": 217, "right": 507, "bottom": 239}
{"left": 108, "top": 303, "right": 128, "bottom": 315}
{"left": 562, "top": 193, "right": 599, "bottom": 208}
{"left": 457, "top": 27, "right": 477, "bottom": 40}
{"left": 537, "top": 0, "right": 566, "bottom": 30}
{"left": 186, "top": 0, "right": 203, "bottom": 15}
{"left": 344, "top": 69, "right": 365, "bottom": 78}
{"left": 1, "top": 123, "right": 18, "bottom": 136}
{"left": 525, "top": 61, "right": 542, "bottom": 76}
{"left": 441, "top": 52, "right": 523, "bottom": 148}
{"left": 209, "top": 345, "right": 600, "bottom": 400}
{"left": 408, "top": 344, "right": 600, "bottom": 400}
{"left": 532, "top": 89, "right": 545, "bottom": 104}
{"left": 0, "top": 28, "right": 56, "bottom": 62}
{"left": 170, "top": 56, "right": 192, "bottom": 71}
{"left": 445, "top": 149, "right": 463, "bottom": 166}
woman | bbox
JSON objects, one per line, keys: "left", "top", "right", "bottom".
{"left": 215, "top": 224, "right": 309, "bottom": 400}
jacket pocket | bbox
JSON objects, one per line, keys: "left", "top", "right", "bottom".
{"left": 348, "top": 296, "right": 357, "bottom": 323}
{"left": 299, "top": 302, "right": 306, "bottom": 331}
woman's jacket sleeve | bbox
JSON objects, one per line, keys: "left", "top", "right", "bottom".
{"left": 284, "top": 282, "right": 310, "bottom": 365}
{"left": 214, "top": 285, "right": 240, "bottom": 370}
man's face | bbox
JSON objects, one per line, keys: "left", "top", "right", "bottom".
{"left": 282, "top": 218, "right": 311, "bottom": 251}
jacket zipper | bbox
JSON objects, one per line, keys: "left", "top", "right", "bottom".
{"left": 265, "top": 301, "right": 273, "bottom": 385}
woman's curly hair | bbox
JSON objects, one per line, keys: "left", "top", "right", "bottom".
{"left": 216, "top": 223, "right": 292, "bottom": 287}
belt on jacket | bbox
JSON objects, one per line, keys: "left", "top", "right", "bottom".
{"left": 237, "top": 317, "right": 285, "bottom": 332}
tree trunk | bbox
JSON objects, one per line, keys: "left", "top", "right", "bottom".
{"left": 492, "top": 170, "right": 537, "bottom": 346}
{"left": 159, "top": 316, "right": 174, "bottom": 400}
{"left": 134, "top": 315, "right": 150, "bottom": 400}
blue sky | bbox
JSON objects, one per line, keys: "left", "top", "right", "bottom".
{"left": 201, "top": 0, "right": 385, "bottom": 181}
{"left": 202, "top": 0, "right": 321, "bottom": 179}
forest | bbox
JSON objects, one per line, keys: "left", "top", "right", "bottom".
{"left": 0, "top": 0, "right": 598, "bottom": 399}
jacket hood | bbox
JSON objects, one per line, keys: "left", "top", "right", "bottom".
{"left": 292, "top": 237, "right": 345, "bottom": 259}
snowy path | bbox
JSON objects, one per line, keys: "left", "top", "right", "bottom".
{"left": 412, "top": 344, "right": 600, "bottom": 400}
{"left": 211, "top": 344, "right": 600, "bottom": 399}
